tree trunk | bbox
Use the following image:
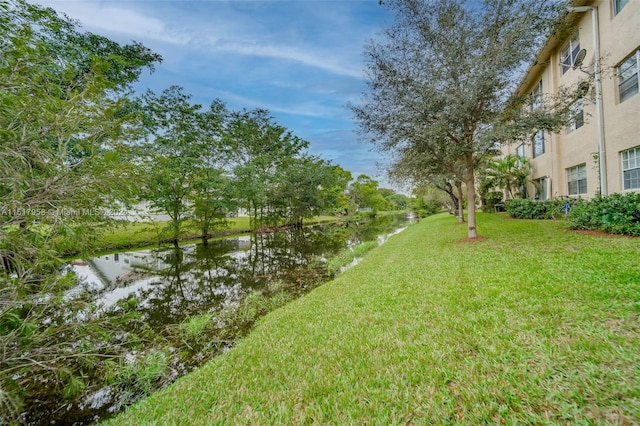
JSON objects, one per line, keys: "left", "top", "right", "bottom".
{"left": 465, "top": 160, "right": 478, "bottom": 239}
{"left": 455, "top": 181, "right": 465, "bottom": 223}
{"left": 435, "top": 182, "right": 459, "bottom": 217}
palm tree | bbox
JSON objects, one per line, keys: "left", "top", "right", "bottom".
{"left": 485, "top": 154, "right": 532, "bottom": 199}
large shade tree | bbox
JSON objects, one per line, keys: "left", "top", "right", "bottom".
{"left": 352, "top": 0, "right": 567, "bottom": 238}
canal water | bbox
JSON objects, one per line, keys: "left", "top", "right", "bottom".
{"left": 70, "top": 215, "right": 408, "bottom": 330}
{"left": 27, "top": 214, "right": 411, "bottom": 425}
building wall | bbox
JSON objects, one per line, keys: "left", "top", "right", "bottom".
{"left": 506, "top": 0, "right": 640, "bottom": 199}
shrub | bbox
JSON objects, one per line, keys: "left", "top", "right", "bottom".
{"left": 419, "top": 200, "right": 444, "bottom": 217}
{"left": 505, "top": 198, "right": 579, "bottom": 220}
{"left": 482, "top": 191, "right": 504, "bottom": 212}
{"left": 569, "top": 193, "right": 640, "bottom": 236}
{"left": 506, "top": 199, "right": 550, "bottom": 219}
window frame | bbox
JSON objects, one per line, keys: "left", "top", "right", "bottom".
{"left": 618, "top": 50, "right": 640, "bottom": 103}
{"left": 533, "top": 177, "right": 548, "bottom": 201}
{"left": 560, "top": 33, "right": 581, "bottom": 74}
{"left": 622, "top": 146, "right": 640, "bottom": 190}
{"left": 614, "top": 0, "right": 630, "bottom": 15}
{"left": 515, "top": 143, "right": 525, "bottom": 159}
{"left": 566, "top": 99, "right": 584, "bottom": 133}
{"left": 567, "top": 164, "right": 587, "bottom": 195}
{"left": 532, "top": 131, "right": 545, "bottom": 158}
{"left": 530, "top": 79, "right": 542, "bottom": 110}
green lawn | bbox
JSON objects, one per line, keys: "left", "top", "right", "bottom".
{"left": 104, "top": 213, "right": 640, "bottom": 424}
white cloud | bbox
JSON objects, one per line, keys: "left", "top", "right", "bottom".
{"left": 37, "top": 1, "right": 365, "bottom": 78}
{"left": 36, "top": 1, "right": 191, "bottom": 45}
{"left": 209, "top": 89, "right": 335, "bottom": 119}
{"left": 209, "top": 39, "right": 363, "bottom": 79}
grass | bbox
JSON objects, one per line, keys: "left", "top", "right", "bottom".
{"left": 103, "top": 212, "right": 640, "bottom": 424}
{"left": 326, "top": 240, "right": 380, "bottom": 275}
{"left": 93, "top": 215, "right": 344, "bottom": 254}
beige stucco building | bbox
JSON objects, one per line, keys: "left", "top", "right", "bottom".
{"left": 504, "top": 0, "right": 640, "bottom": 200}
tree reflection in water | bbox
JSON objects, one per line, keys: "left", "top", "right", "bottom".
{"left": 73, "top": 214, "right": 407, "bottom": 330}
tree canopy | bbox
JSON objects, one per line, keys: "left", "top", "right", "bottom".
{"left": 352, "top": 0, "right": 569, "bottom": 238}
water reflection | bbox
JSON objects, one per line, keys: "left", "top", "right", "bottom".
{"left": 72, "top": 215, "right": 408, "bottom": 329}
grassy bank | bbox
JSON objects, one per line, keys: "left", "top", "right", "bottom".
{"left": 105, "top": 213, "right": 640, "bottom": 424}
{"left": 93, "top": 215, "right": 344, "bottom": 253}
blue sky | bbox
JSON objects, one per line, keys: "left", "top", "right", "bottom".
{"left": 37, "top": 0, "right": 395, "bottom": 187}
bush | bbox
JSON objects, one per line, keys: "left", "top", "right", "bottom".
{"left": 482, "top": 191, "right": 504, "bottom": 212}
{"left": 419, "top": 200, "right": 444, "bottom": 217}
{"left": 569, "top": 193, "right": 640, "bottom": 236}
{"left": 505, "top": 193, "right": 640, "bottom": 237}
{"left": 505, "top": 198, "right": 580, "bottom": 220}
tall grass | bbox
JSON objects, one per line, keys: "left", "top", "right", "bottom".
{"left": 104, "top": 213, "right": 640, "bottom": 425}
{"left": 326, "top": 240, "right": 379, "bottom": 275}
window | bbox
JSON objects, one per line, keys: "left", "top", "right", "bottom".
{"left": 560, "top": 33, "right": 580, "bottom": 74}
{"left": 530, "top": 80, "right": 542, "bottom": 110}
{"left": 614, "top": 0, "right": 630, "bottom": 15}
{"left": 567, "top": 164, "right": 587, "bottom": 195}
{"left": 566, "top": 99, "right": 584, "bottom": 133}
{"left": 516, "top": 143, "right": 525, "bottom": 158}
{"left": 622, "top": 146, "right": 640, "bottom": 190}
{"left": 533, "top": 177, "right": 548, "bottom": 201}
{"left": 532, "top": 131, "right": 545, "bottom": 158}
{"left": 618, "top": 50, "right": 639, "bottom": 103}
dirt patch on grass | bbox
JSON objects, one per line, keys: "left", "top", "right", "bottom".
{"left": 454, "top": 236, "right": 487, "bottom": 244}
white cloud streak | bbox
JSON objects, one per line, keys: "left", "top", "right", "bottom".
{"left": 37, "top": 1, "right": 191, "bottom": 45}
{"left": 38, "top": 1, "right": 364, "bottom": 78}
{"left": 208, "top": 39, "right": 363, "bottom": 78}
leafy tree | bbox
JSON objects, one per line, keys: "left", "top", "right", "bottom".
{"left": 485, "top": 154, "right": 532, "bottom": 200}
{"left": 351, "top": 0, "right": 568, "bottom": 238}
{"left": 388, "top": 147, "right": 466, "bottom": 221}
{"left": 139, "top": 86, "right": 203, "bottom": 247}
{"left": 225, "top": 109, "right": 308, "bottom": 228}
{"left": 349, "top": 174, "right": 387, "bottom": 214}
{"left": 378, "top": 188, "right": 407, "bottom": 211}
{"left": 326, "top": 166, "right": 354, "bottom": 216}
{"left": 410, "top": 184, "right": 448, "bottom": 217}
{"left": 273, "top": 157, "right": 349, "bottom": 227}
{"left": 0, "top": 0, "right": 160, "bottom": 417}
{"left": 190, "top": 100, "right": 234, "bottom": 244}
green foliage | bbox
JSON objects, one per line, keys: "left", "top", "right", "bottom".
{"left": 137, "top": 87, "right": 230, "bottom": 246}
{"left": 416, "top": 200, "right": 443, "bottom": 218}
{"left": 507, "top": 194, "right": 640, "bottom": 237}
{"left": 482, "top": 191, "right": 504, "bottom": 212}
{"left": 176, "top": 312, "right": 215, "bottom": 343}
{"left": 569, "top": 193, "right": 640, "bottom": 236}
{"left": 272, "top": 157, "right": 348, "bottom": 227}
{"left": 505, "top": 198, "right": 574, "bottom": 220}
{"left": 110, "top": 350, "right": 171, "bottom": 397}
{"left": 227, "top": 108, "right": 309, "bottom": 228}
{"left": 348, "top": 174, "right": 388, "bottom": 213}
{"left": 410, "top": 182, "right": 458, "bottom": 218}
{"left": 485, "top": 154, "right": 531, "bottom": 199}
{"left": 0, "top": 1, "right": 161, "bottom": 420}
